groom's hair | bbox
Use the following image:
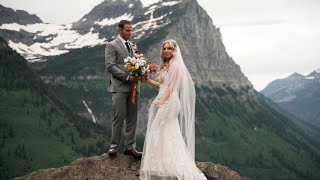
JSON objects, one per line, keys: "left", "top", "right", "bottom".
{"left": 118, "top": 20, "right": 132, "bottom": 30}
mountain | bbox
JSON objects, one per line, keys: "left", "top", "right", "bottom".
{"left": 261, "top": 69, "right": 320, "bottom": 128}
{"left": 0, "top": 37, "right": 110, "bottom": 179}
{"left": 2, "top": 0, "right": 320, "bottom": 179}
{"left": 0, "top": 4, "right": 42, "bottom": 25}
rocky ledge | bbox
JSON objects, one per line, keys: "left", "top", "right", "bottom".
{"left": 14, "top": 154, "right": 249, "bottom": 180}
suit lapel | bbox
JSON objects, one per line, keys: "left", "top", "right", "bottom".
{"left": 116, "top": 37, "right": 131, "bottom": 57}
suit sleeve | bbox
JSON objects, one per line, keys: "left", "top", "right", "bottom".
{"left": 105, "top": 42, "right": 129, "bottom": 82}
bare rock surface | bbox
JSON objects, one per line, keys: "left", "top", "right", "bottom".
{"left": 14, "top": 153, "right": 249, "bottom": 180}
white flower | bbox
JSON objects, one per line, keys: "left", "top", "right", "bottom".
{"left": 135, "top": 63, "right": 140, "bottom": 69}
{"left": 132, "top": 43, "right": 137, "bottom": 52}
{"left": 139, "top": 61, "right": 145, "bottom": 67}
{"left": 142, "top": 67, "right": 147, "bottom": 73}
{"left": 131, "top": 58, "right": 137, "bottom": 64}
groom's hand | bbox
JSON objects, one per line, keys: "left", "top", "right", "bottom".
{"left": 129, "top": 76, "right": 141, "bottom": 82}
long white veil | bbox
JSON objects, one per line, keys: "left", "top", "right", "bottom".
{"left": 172, "top": 44, "right": 196, "bottom": 159}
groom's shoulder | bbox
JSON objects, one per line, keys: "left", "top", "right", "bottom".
{"left": 108, "top": 37, "right": 119, "bottom": 45}
{"left": 107, "top": 40, "right": 119, "bottom": 50}
{"left": 105, "top": 39, "right": 117, "bottom": 49}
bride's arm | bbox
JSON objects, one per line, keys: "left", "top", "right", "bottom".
{"left": 142, "top": 76, "right": 160, "bottom": 89}
{"left": 154, "top": 76, "right": 176, "bottom": 104}
{"left": 153, "top": 66, "right": 181, "bottom": 105}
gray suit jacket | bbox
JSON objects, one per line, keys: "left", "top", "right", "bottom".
{"left": 105, "top": 37, "right": 140, "bottom": 92}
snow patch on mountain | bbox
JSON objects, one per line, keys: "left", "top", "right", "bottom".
{"left": 305, "top": 76, "right": 315, "bottom": 80}
{"left": 140, "top": 0, "right": 181, "bottom": 8}
{"left": 133, "top": 12, "right": 169, "bottom": 39}
{"left": 0, "top": 23, "right": 106, "bottom": 61}
{"left": 133, "top": 1, "right": 179, "bottom": 39}
{"left": 8, "top": 40, "right": 68, "bottom": 62}
{"left": 162, "top": 1, "right": 182, "bottom": 6}
{"left": 1, "top": 23, "right": 66, "bottom": 35}
{"left": 95, "top": 13, "right": 134, "bottom": 27}
{"left": 140, "top": 0, "right": 161, "bottom": 7}
{"left": 144, "top": 5, "right": 158, "bottom": 15}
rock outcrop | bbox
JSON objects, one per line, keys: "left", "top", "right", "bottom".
{"left": 14, "top": 154, "right": 248, "bottom": 180}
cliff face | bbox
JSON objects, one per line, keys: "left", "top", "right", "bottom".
{"left": 14, "top": 154, "right": 248, "bottom": 180}
{"left": 141, "top": 0, "right": 252, "bottom": 90}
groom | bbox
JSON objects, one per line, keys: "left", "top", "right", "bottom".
{"left": 105, "top": 20, "right": 142, "bottom": 159}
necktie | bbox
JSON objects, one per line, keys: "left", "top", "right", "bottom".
{"left": 125, "top": 41, "right": 131, "bottom": 53}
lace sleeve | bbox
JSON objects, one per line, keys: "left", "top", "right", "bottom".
{"left": 159, "top": 60, "right": 182, "bottom": 102}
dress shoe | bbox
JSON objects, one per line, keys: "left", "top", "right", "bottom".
{"left": 124, "top": 149, "right": 142, "bottom": 160}
{"left": 108, "top": 148, "right": 117, "bottom": 157}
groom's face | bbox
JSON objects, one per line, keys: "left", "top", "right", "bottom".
{"left": 119, "top": 24, "right": 132, "bottom": 40}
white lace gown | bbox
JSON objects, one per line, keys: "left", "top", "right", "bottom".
{"left": 139, "top": 71, "right": 207, "bottom": 180}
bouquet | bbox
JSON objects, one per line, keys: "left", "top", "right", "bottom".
{"left": 124, "top": 54, "right": 158, "bottom": 104}
{"left": 124, "top": 54, "right": 148, "bottom": 76}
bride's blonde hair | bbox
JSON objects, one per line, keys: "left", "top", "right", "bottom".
{"left": 160, "top": 39, "right": 177, "bottom": 70}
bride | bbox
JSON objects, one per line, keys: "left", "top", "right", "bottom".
{"left": 140, "top": 39, "right": 207, "bottom": 180}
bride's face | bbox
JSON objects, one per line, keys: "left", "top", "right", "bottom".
{"left": 162, "top": 43, "right": 173, "bottom": 60}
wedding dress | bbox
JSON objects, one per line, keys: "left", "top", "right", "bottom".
{"left": 140, "top": 43, "right": 207, "bottom": 180}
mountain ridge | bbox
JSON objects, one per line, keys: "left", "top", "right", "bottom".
{"left": 261, "top": 69, "right": 320, "bottom": 128}
{"left": 0, "top": 4, "right": 42, "bottom": 25}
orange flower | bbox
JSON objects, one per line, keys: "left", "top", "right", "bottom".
{"left": 148, "top": 63, "right": 158, "bottom": 74}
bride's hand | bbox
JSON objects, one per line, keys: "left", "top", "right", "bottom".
{"left": 141, "top": 75, "right": 149, "bottom": 83}
{"left": 152, "top": 98, "right": 165, "bottom": 106}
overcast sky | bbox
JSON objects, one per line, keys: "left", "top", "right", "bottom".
{"left": 1, "top": 0, "right": 320, "bottom": 90}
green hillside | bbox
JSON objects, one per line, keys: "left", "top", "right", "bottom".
{"left": 195, "top": 87, "right": 320, "bottom": 179}
{"left": 0, "top": 39, "right": 110, "bottom": 179}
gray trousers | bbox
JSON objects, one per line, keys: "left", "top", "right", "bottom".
{"left": 110, "top": 92, "right": 139, "bottom": 150}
